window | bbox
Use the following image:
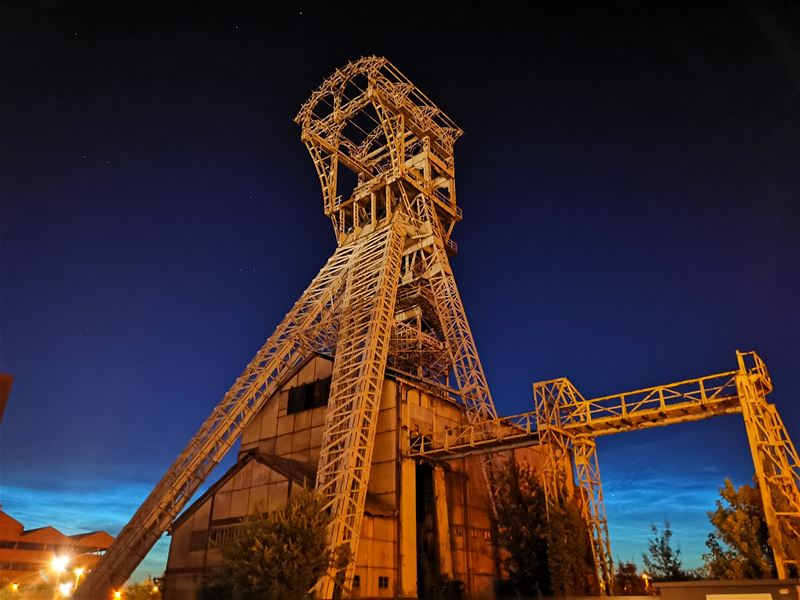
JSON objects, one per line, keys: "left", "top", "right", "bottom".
{"left": 0, "top": 562, "right": 37, "bottom": 571}
{"left": 208, "top": 525, "right": 242, "bottom": 549}
{"left": 378, "top": 576, "right": 389, "bottom": 589}
{"left": 15, "top": 541, "right": 45, "bottom": 551}
{"left": 189, "top": 530, "right": 208, "bottom": 551}
{"left": 287, "top": 376, "right": 332, "bottom": 415}
{"left": 352, "top": 575, "right": 360, "bottom": 588}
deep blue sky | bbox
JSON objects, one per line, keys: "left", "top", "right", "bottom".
{"left": 1, "top": 0, "right": 798, "bottom": 582}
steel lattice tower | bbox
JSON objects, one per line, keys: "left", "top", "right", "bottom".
{"left": 74, "top": 58, "right": 800, "bottom": 600}
{"left": 75, "top": 56, "right": 499, "bottom": 600}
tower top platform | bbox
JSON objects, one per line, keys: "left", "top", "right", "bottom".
{"left": 295, "top": 57, "right": 464, "bottom": 244}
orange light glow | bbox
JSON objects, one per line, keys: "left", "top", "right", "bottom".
{"left": 51, "top": 555, "right": 70, "bottom": 573}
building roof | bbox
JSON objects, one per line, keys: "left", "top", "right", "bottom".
{"left": 0, "top": 509, "right": 114, "bottom": 548}
{"left": 171, "top": 450, "right": 394, "bottom": 532}
{"left": 70, "top": 530, "right": 114, "bottom": 547}
{"left": 0, "top": 511, "right": 24, "bottom": 536}
{"left": 17, "top": 525, "right": 70, "bottom": 543}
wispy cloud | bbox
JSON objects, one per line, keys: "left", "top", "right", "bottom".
{"left": 1, "top": 477, "right": 176, "bottom": 582}
{"left": 600, "top": 444, "right": 738, "bottom": 569}
{"left": 0, "top": 437, "right": 747, "bottom": 577}
{"left": 0, "top": 456, "right": 236, "bottom": 582}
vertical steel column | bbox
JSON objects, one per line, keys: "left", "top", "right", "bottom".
{"left": 737, "top": 352, "right": 800, "bottom": 578}
{"left": 399, "top": 459, "right": 419, "bottom": 597}
{"left": 573, "top": 438, "right": 614, "bottom": 594}
{"left": 433, "top": 466, "right": 454, "bottom": 578}
{"left": 75, "top": 244, "right": 358, "bottom": 600}
{"left": 315, "top": 222, "right": 405, "bottom": 598}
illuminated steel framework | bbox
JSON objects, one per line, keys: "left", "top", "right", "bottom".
{"left": 75, "top": 57, "right": 800, "bottom": 600}
{"left": 412, "top": 351, "right": 800, "bottom": 588}
{"left": 76, "top": 57, "right": 498, "bottom": 600}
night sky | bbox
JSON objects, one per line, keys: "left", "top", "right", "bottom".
{"left": 2, "top": 1, "right": 798, "bottom": 583}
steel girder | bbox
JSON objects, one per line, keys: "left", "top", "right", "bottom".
{"left": 75, "top": 243, "right": 360, "bottom": 600}
{"left": 736, "top": 351, "right": 800, "bottom": 578}
{"left": 412, "top": 351, "right": 800, "bottom": 591}
{"left": 313, "top": 221, "right": 405, "bottom": 597}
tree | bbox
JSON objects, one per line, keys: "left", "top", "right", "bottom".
{"left": 642, "top": 521, "right": 687, "bottom": 581}
{"left": 492, "top": 461, "right": 596, "bottom": 597}
{"left": 703, "top": 479, "right": 775, "bottom": 579}
{"left": 546, "top": 496, "right": 597, "bottom": 596}
{"left": 210, "top": 487, "right": 339, "bottom": 600}
{"left": 493, "top": 461, "right": 550, "bottom": 596}
{"left": 614, "top": 560, "right": 649, "bottom": 595}
{"left": 123, "top": 579, "right": 162, "bottom": 600}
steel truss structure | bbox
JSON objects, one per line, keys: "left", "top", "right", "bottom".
{"left": 75, "top": 57, "right": 799, "bottom": 600}
{"left": 412, "top": 350, "right": 800, "bottom": 590}
{"left": 77, "top": 56, "right": 499, "bottom": 600}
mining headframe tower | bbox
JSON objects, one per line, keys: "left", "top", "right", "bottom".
{"left": 74, "top": 57, "right": 800, "bottom": 600}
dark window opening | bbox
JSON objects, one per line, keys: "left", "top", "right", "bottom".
{"left": 352, "top": 575, "right": 360, "bottom": 588}
{"left": 0, "top": 561, "right": 38, "bottom": 571}
{"left": 378, "top": 576, "right": 389, "bottom": 589}
{"left": 207, "top": 525, "right": 242, "bottom": 549}
{"left": 189, "top": 530, "right": 208, "bottom": 552}
{"left": 287, "top": 376, "right": 332, "bottom": 415}
{"left": 416, "top": 463, "right": 435, "bottom": 599}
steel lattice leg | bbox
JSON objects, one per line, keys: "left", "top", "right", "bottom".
{"left": 573, "top": 438, "right": 614, "bottom": 594}
{"left": 737, "top": 360, "right": 800, "bottom": 578}
{"left": 315, "top": 222, "right": 405, "bottom": 598}
{"left": 75, "top": 244, "right": 358, "bottom": 600}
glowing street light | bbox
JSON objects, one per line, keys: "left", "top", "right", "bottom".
{"left": 113, "top": 590, "right": 122, "bottom": 600}
{"left": 10, "top": 583, "right": 19, "bottom": 593}
{"left": 642, "top": 572, "right": 652, "bottom": 591}
{"left": 51, "top": 556, "right": 69, "bottom": 574}
{"left": 50, "top": 555, "right": 71, "bottom": 600}
{"left": 58, "top": 581, "right": 73, "bottom": 597}
{"left": 73, "top": 567, "right": 85, "bottom": 589}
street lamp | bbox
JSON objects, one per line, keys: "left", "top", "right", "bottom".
{"left": 642, "top": 572, "right": 652, "bottom": 591}
{"left": 51, "top": 556, "right": 69, "bottom": 574}
{"left": 113, "top": 590, "right": 122, "bottom": 599}
{"left": 58, "top": 581, "right": 73, "bottom": 598}
{"left": 73, "top": 567, "right": 85, "bottom": 590}
{"left": 51, "top": 556, "right": 71, "bottom": 600}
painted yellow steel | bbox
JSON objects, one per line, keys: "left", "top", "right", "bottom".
{"left": 76, "top": 56, "right": 798, "bottom": 599}
{"left": 735, "top": 351, "right": 800, "bottom": 579}
{"left": 572, "top": 438, "right": 613, "bottom": 593}
{"left": 399, "top": 459, "right": 418, "bottom": 596}
{"left": 79, "top": 56, "right": 500, "bottom": 599}
{"left": 313, "top": 221, "right": 405, "bottom": 597}
{"left": 297, "top": 57, "right": 500, "bottom": 596}
{"left": 433, "top": 465, "right": 455, "bottom": 578}
{"left": 412, "top": 351, "right": 800, "bottom": 587}
{"left": 76, "top": 243, "right": 360, "bottom": 599}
